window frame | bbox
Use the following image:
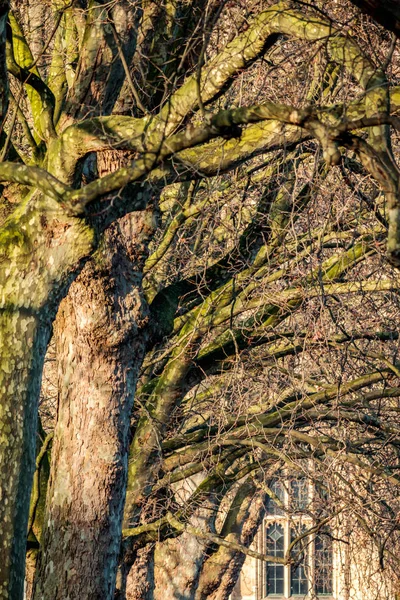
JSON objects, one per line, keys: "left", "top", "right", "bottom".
{"left": 257, "top": 478, "right": 335, "bottom": 600}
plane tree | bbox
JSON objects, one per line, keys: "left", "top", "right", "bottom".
{"left": 0, "top": 1, "right": 400, "bottom": 599}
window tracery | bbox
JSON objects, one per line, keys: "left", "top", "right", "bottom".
{"left": 260, "top": 477, "right": 334, "bottom": 599}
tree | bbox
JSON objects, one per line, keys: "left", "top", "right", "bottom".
{"left": 1, "top": 1, "right": 400, "bottom": 599}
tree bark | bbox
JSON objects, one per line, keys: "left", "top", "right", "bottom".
{"left": 33, "top": 214, "right": 151, "bottom": 599}
{"left": 197, "top": 485, "right": 267, "bottom": 600}
{"left": 0, "top": 196, "right": 95, "bottom": 599}
{"left": 0, "top": 312, "right": 50, "bottom": 600}
{"left": 122, "top": 545, "right": 155, "bottom": 600}
{"left": 33, "top": 150, "right": 156, "bottom": 599}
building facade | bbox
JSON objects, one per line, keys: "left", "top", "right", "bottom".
{"left": 231, "top": 478, "right": 397, "bottom": 600}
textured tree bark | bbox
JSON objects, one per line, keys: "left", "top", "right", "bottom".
{"left": 195, "top": 485, "right": 267, "bottom": 600}
{"left": 122, "top": 480, "right": 266, "bottom": 600}
{"left": 25, "top": 549, "right": 38, "bottom": 600}
{"left": 122, "top": 545, "right": 155, "bottom": 600}
{"left": 150, "top": 493, "right": 216, "bottom": 600}
{"left": 120, "top": 471, "right": 209, "bottom": 600}
{"left": 2, "top": 2, "right": 398, "bottom": 598}
{"left": 33, "top": 151, "right": 155, "bottom": 600}
{"left": 0, "top": 196, "right": 95, "bottom": 599}
{"left": 32, "top": 222, "right": 149, "bottom": 599}
{"left": 0, "top": 313, "right": 50, "bottom": 600}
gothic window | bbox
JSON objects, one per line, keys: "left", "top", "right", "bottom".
{"left": 262, "top": 478, "right": 334, "bottom": 599}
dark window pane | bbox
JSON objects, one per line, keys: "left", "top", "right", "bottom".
{"left": 266, "top": 523, "right": 285, "bottom": 596}
{"left": 266, "top": 565, "right": 284, "bottom": 596}
{"left": 290, "top": 527, "right": 309, "bottom": 596}
{"left": 266, "top": 480, "right": 285, "bottom": 516}
{"left": 291, "top": 563, "right": 308, "bottom": 596}
{"left": 315, "top": 533, "right": 333, "bottom": 595}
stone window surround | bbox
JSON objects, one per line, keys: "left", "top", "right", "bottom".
{"left": 255, "top": 478, "right": 335, "bottom": 600}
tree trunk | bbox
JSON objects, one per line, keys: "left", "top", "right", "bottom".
{"left": 0, "top": 313, "right": 50, "bottom": 600}
{"left": 0, "top": 195, "right": 95, "bottom": 599}
{"left": 195, "top": 482, "right": 266, "bottom": 600}
{"left": 33, "top": 151, "right": 156, "bottom": 600}
{"left": 33, "top": 213, "right": 151, "bottom": 599}
{"left": 130, "top": 474, "right": 221, "bottom": 600}
{"left": 122, "top": 545, "right": 155, "bottom": 600}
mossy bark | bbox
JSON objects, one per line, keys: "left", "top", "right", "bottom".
{"left": 0, "top": 198, "right": 95, "bottom": 599}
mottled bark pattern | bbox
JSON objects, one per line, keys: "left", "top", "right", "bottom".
{"left": 0, "top": 199, "right": 95, "bottom": 599}
{"left": 33, "top": 215, "right": 150, "bottom": 600}
{"left": 1, "top": 2, "right": 398, "bottom": 599}
{"left": 0, "top": 314, "right": 46, "bottom": 600}
{"left": 198, "top": 488, "right": 267, "bottom": 600}
{"left": 33, "top": 151, "right": 154, "bottom": 599}
{"left": 122, "top": 545, "right": 155, "bottom": 600}
{"left": 147, "top": 476, "right": 220, "bottom": 600}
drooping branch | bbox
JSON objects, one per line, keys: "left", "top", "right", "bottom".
{"left": 163, "top": 369, "right": 396, "bottom": 452}
{"left": 46, "top": 0, "right": 399, "bottom": 183}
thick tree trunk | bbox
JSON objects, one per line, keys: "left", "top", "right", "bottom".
{"left": 33, "top": 150, "right": 156, "bottom": 600}
{"left": 152, "top": 527, "right": 208, "bottom": 600}
{"left": 123, "top": 474, "right": 220, "bottom": 600}
{"left": 122, "top": 545, "right": 155, "bottom": 600}
{"left": 33, "top": 213, "right": 150, "bottom": 600}
{"left": 0, "top": 195, "right": 95, "bottom": 599}
{"left": 123, "top": 480, "right": 266, "bottom": 600}
{"left": 0, "top": 314, "right": 50, "bottom": 600}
